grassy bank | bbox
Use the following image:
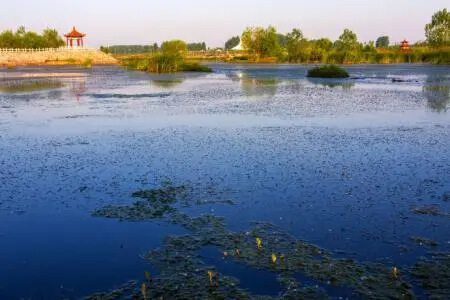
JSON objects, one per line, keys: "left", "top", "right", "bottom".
{"left": 183, "top": 47, "right": 450, "bottom": 65}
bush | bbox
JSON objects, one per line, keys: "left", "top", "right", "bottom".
{"left": 147, "top": 53, "right": 181, "bottom": 73}
{"left": 307, "top": 65, "right": 349, "bottom": 78}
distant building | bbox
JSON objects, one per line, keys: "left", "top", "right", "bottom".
{"left": 400, "top": 39, "right": 410, "bottom": 51}
{"left": 232, "top": 40, "right": 244, "bottom": 51}
{"left": 64, "top": 27, "right": 86, "bottom": 47}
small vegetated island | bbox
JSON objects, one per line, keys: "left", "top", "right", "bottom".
{"left": 119, "top": 40, "right": 212, "bottom": 73}
{"left": 307, "top": 65, "right": 350, "bottom": 78}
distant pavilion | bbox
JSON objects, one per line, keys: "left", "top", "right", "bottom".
{"left": 64, "top": 27, "right": 86, "bottom": 47}
{"left": 400, "top": 39, "right": 410, "bottom": 51}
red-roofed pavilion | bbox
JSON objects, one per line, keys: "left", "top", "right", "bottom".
{"left": 400, "top": 39, "right": 410, "bottom": 51}
{"left": 64, "top": 27, "right": 86, "bottom": 47}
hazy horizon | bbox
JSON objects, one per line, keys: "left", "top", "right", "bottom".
{"left": 0, "top": 0, "right": 447, "bottom": 48}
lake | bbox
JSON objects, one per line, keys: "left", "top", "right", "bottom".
{"left": 0, "top": 64, "right": 449, "bottom": 299}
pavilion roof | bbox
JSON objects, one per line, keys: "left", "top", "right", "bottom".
{"left": 64, "top": 27, "right": 86, "bottom": 38}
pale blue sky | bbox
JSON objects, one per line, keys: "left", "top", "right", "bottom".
{"left": 0, "top": 0, "right": 447, "bottom": 47}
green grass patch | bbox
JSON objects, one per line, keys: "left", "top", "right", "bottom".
{"left": 307, "top": 65, "right": 349, "bottom": 78}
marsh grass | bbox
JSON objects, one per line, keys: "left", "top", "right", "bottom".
{"left": 121, "top": 54, "right": 211, "bottom": 73}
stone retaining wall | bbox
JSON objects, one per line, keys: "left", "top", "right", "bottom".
{"left": 0, "top": 48, "right": 117, "bottom": 66}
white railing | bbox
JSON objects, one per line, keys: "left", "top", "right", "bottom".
{"left": 0, "top": 47, "right": 97, "bottom": 53}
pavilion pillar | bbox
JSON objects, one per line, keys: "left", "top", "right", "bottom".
{"left": 81, "top": 39, "right": 84, "bottom": 47}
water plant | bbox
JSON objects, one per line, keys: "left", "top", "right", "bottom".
{"left": 90, "top": 184, "right": 450, "bottom": 299}
{"left": 256, "top": 237, "right": 262, "bottom": 250}
{"left": 307, "top": 65, "right": 350, "bottom": 78}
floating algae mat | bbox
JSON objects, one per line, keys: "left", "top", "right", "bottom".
{"left": 90, "top": 183, "right": 449, "bottom": 299}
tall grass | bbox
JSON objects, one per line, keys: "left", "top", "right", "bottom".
{"left": 120, "top": 54, "right": 211, "bottom": 73}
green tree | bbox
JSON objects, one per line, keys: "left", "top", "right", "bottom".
{"left": 0, "top": 30, "right": 15, "bottom": 48}
{"left": 335, "top": 29, "right": 359, "bottom": 51}
{"left": 425, "top": 8, "right": 450, "bottom": 47}
{"left": 187, "top": 42, "right": 206, "bottom": 51}
{"left": 376, "top": 36, "right": 390, "bottom": 48}
{"left": 310, "top": 38, "right": 333, "bottom": 62}
{"left": 225, "top": 36, "right": 240, "bottom": 50}
{"left": 285, "top": 28, "right": 310, "bottom": 62}
{"left": 0, "top": 26, "right": 65, "bottom": 49}
{"left": 241, "top": 26, "right": 281, "bottom": 57}
{"left": 42, "top": 29, "right": 65, "bottom": 48}
{"left": 160, "top": 40, "right": 187, "bottom": 56}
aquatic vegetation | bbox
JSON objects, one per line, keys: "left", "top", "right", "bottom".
{"left": 391, "top": 267, "right": 399, "bottom": 279}
{"left": 207, "top": 270, "right": 215, "bottom": 285}
{"left": 307, "top": 65, "right": 350, "bottom": 78}
{"left": 140, "top": 283, "right": 147, "bottom": 300}
{"left": 411, "top": 252, "right": 450, "bottom": 299}
{"left": 144, "top": 271, "right": 152, "bottom": 282}
{"left": 271, "top": 253, "right": 277, "bottom": 264}
{"left": 92, "top": 182, "right": 233, "bottom": 221}
{"left": 410, "top": 236, "right": 439, "bottom": 247}
{"left": 90, "top": 183, "right": 422, "bottom": 299}
{"left": 411, "top": 205, "right": 449, "bottom": 217}
{"left": 83, "top": 280, "right": 137, "bottom": 300}
{"left": 81, "top": 58, "right": 93, "bottom": 68}
{"left": 256, "top": 237, "right": 262, "bottom": 250}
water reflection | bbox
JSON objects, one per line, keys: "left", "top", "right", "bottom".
{"left": 0, "top": 79, "right": 64, "bottom": 93}
{"left": 227, "top": 72, "right": 279, "bottom": 97}
{"left": 423, "top": 77, "right": 449, "bottom": 112}
{"left": 69, "top": 79, "right": 87, "bottom": 101}
{"left": 306, "top": 78, "right": 355, "bottom": 90}
{"left": 151, "top": 78, "right": 185, "bottom": 89}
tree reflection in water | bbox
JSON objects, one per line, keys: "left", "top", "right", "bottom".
{"left": 423, "top": 77, "right": 449, "bottom": 112}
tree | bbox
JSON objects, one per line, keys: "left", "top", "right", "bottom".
{"left": 187, "top": 42, "right": 206, "bottom": 51}
{"left": 425, "top": 8, "right": 450, "bottom": 47}
{"left": 241, "top": 26, "right": 281, "bottom": 57}
{"left": 225, "top": 36, "right": 240, "bottom": 50}
{"left": 285, "top": 28, "right": 310, "bottom": 62}
{"left": 0, "top": 26, "right": 65, "bottom": 49}
{"left": 335, "top": 29, "right": 359, "bottom": 51}
{"left": 376, "top": 36, "right": 390, "bottom": 48}
{"left": 160, "top": 40, "right": 187, "bottom": 56}
{"left": 310, "top": 38, "right": 333, "bottom": 62}
{"left": 314, "top": 38, "right": 333, "bottom": 51}
{"left": 42, "top": 29, "right": 65, "bottom": 48}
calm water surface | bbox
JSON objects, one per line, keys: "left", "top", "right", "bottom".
{"left": 0, "top": 64, "right": 449, "bottom": 299}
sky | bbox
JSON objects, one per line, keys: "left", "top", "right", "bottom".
{"left": 0, "top": 0, "right": 448, "bottom": 47}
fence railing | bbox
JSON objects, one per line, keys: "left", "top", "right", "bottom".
{"left": 0, "top": 47, "right": 97, "bottom": 53}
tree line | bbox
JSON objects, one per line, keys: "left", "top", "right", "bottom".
{"left": 224, "top": 8, "right": 449, "bottom": 64}
{"left": 0, "top": 26, "right": 65, "bottom": 48}
{"left": 101, "top": 42, "right": 206, "bottom": 54}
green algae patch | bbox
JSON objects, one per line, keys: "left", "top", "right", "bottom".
{"left": 410, "top": 236, "right": 438, "bottom": 248}
{"left": 91, "top": 182, "right": 233, "bottom": 221}
{"left": 92, "top": 184, "right": 189, "bottom": 220}
{"left": 411, "top": 205, "right": 449, "bottom": 217}
{"left": 83, "top": 280, "right": 137, "bottom": 300}
{"left": 91, "top": 184, "right": 419, "bottom": 299}
{"left": 411, "top": 252, "right": 450, "bottom": 299}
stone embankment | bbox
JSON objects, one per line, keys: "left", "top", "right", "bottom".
{"left": 0, "top": 47, "right": 117, "bottom": 67}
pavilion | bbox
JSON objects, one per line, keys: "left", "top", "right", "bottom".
{"left": 64, "top": 27, "right": 86, "bottom": 47}
{"left": 400, "top": 39, "right": 410, "bottom": 51}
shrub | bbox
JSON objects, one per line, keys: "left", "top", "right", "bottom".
{"left": 307, "top": 65, "right": 349, "bottom": 78}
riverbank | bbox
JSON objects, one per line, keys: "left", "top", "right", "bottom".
{"left": 0, "top": 48, "right": 117, "bottom": 67}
